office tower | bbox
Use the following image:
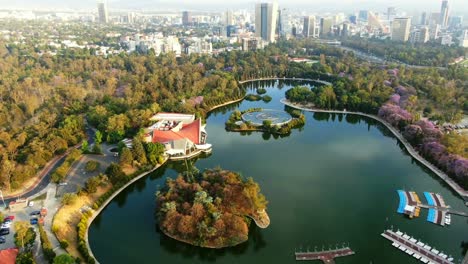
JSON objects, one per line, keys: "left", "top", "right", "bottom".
{"left": 410, "top": 27, "right": 429, "bottom": 43}
{"left": 449, "top": 16, "right": 463, "bottom": 29}
{"left": 342, "top": 23, "right": 350, "bottom": 37}
{"left": 460, "top": 30, "right": 468, "bottom": 47}
{"left": 392, "top": 17, "right": 411, "bottom": 42}
{"left": 368, "top": 12, "right": 383, "bottom": 30}
{"left": 439, "top": 0, "right": 449, "bottom": 28}
{"left": 387, "top": 7, "right": 396, "bottom": 20}
{"left": 292, "top": 26, "right": 297, "bottom": 37}
{"left": 303, "top": 16, "right": 318, "bottom": 38}
{"left": 242, "top": 38, "right": 259, "bottom": 51}
{"left": 429, "top": 12, "right": 440, "bottom": 26}
{"left": 255, "top": 2, "right": 279, "bottom": 43}
{"left": 225, "top": 10, "right": 234, "bottom": 26}
{"left": 358, "top": 10, "right": 368, "bottom": 21}
{"left": 97, "top": 0, "right": 108, "bottom": 24}
{"left": 430, "top": 24, "right": 441, "bottom": 40}
{"left": 320, "top": 18, "right": 333, "bottom": 36}
{"left": 349, "top": 15, "right": 357, "bottom": 24}
{"left": 420, "top": 12, "right": 427, "bottom": 25}
{"left": 182, "top": 11, "right": 192, "bottom": 26}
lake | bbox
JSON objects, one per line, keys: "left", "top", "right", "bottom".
{"left": 89, "top": 80, "right": 467, "bottom": 263}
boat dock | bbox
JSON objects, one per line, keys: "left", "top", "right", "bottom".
{"left": 381, "top": 229, "right": 454, "bottom": 264}
{"left": 295, "top": 247, "right": 355, "bottom": 263}
{"left": 396, "top": 190, "right": 466, "bottom": 226}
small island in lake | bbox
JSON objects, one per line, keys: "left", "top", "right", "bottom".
{"left": 225, "top": 108, "right": 305, "bottom": 135}
{"left": 156, "top": 168, "right": 270, "bottom": 248}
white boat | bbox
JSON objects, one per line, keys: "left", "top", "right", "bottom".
{"left": 417, "top": 242, "right": 424, "bottom": 247}
{"left": 448, "top": 257, "right": 454, "bottom": 261}
{"left": 403, "top": 234, "right": 410, "bottom": 240}
{"left": 396, "top": 231, "right": 403, "bottom": 236}
{"left": 423, "top": 245, "right": 431, "bottom": 250}
{"left": 399, "top": 245, "right": 407, "bottom": 250}
{"left": 195, "top": 143, "right": 212, "bottom": 150}
{"left": 410, "top": 238, "right": 417, "bottom": 243}
{"left": 421, "top": 257, "right": 429, "bottom": 263}
{"left": 392, "top": 242, "right": 399, "bottom": 247}
{"left": 405, "top": 249, "right": 413, "bottom": 255}
{"left": 413, "top": 254, "right": 421, "bottom": 259}
{"left": 431, "top": 249, "right": 440, "bottom": 254}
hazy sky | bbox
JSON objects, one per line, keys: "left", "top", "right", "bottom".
{"left": 0, "top": 0, "right": 467, "bottom": 15}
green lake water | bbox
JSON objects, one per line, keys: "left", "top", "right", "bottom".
{"left": 89, "top": 80, "right": 467, "bottom": 263}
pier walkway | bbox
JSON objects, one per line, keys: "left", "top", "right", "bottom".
{"left": 295, "top": 247, "right": 355, "bottom": 263}
{"left": 381, "top": 229, "right": 454, "bottom": 264}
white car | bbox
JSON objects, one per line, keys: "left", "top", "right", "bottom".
{"left": 28, "top": 201, "right": 34, "bottom": 207}
{"left": 1, "top": 223, "right": 10, "bottom": 229}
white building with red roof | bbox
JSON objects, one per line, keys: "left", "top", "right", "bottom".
{"left": 144, "top": 113, "right": 211, "bottom": 159}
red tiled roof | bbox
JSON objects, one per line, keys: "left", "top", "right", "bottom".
{"left": 0, "top": 248, "right": 18, "bottom": 264}
{"left": 152, "top": 119, "right": 201, "bottom": 145}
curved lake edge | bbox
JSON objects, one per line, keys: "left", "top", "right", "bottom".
{"left": 85, "top": 160, "right": 169, "bottom": 263}
{"left": 280, "top": 98, "right": 468, "bottom": 201}
{"left": 87, "top": 77, "right": 467, "bottom": 263}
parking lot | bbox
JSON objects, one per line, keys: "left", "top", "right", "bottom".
{"left": 0, "top": 200, "right": 46, "bottom": 250}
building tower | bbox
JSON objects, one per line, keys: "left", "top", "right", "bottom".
{"left": 97, "top": 0, "right": 108, "bottom": 24}
{"left": 440, "top": 0, "right": 449, "bottom": 28}
{"left": 303, "top": 16, "right": 318, "bottom": 38}
{"left": 182, "top": 11, "right": 192, "bottom": 26}
{"left": 255, "top": 2, "right": 279, "bottom": 43}
{"left": 392, "top": 17, "right": 411, "bottom": 42}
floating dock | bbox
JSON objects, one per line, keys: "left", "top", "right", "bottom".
{"left": 295, "top": 247, "right": 355, "bottom": 263}
{"left": 381, "top": 229, "right": 454, "bottom": 264}
{"left": 397, "top": 190, "right": 467, "bottom": 226}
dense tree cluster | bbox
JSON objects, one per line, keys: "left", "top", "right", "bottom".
{"left": 156, "top": 168, "right": 268, "bottom": 248}
{"left": 342, "top": 37, "right": 466, "bottom": 66}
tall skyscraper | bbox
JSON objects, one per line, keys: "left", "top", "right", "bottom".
{"left": 439, "top": 0, "right": 449, "bottom": 28}
{"left": 320, "top": 18, "right": 333, "bottom": 36}
{"left": 303, "top": 16, "right": 318, "bottom": 38}
{"left": 182, "top": 11, "right": 192, "bottom": 26}
{"left": 97, "top": 0, "right": 108, "bottom": 24}
{"left": 392, "top": 17, "right": 411, "bottom": 42}
{"left": 358, "top": 10, "right": 368, "bottom": 21}
{"left": 387, "top": 7, "right": 396, "bottom": 20}
{"left": 225, "top": 10, "right": 234, "bottom": 26}
{"left": 255, "top": 2, "right": 279, "bottom": 43}
{"left": 420, "top": 12, "right": 428, "bottom": 25}
{"left": 460, "top": 30, "right": 468, "bottom": 47}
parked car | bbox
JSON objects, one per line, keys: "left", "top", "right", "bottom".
{"left": 28, "top": 201, "right": 34, "bottom": 207}
{"left": 0, "top": 236, "right": 5, "bottom": 244}
{"left": 30, "top": 211, "right": 41, "bottom": 216}
{"left": 1, "top": 222, "right": 11, "bottom": 229}
{"left": 3, "top": 218, "right": 11, "bottom": 224}
{"left": 4, "top": 216, "right": 14, "bottom": 221}
{"left": 0, "top": 229, "right": 9, "bottom": 235}
{"left": 30, "top": 218, "right": 38, "bottom": 225}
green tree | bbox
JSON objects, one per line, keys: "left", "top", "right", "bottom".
{"left": 14, "top": 221, "right": 35, "bottom": 250}
{"left": 61, "top": 193, "right": 78, "bottom": 206}
{"left": 120, "top": 147, "right": 133, "bottom": 167}
{"left": 105, "top": 163, "right": 126, "bottom": 184}
{"left": 15, "top": 251, "right": 36, "bottom": 264}
{"left": 94, "top": 130, "right": 103, "bottom": 145}
{"left": 81, "top": 140, "right": 89, "bottom": 153}
{"left": 132, "top": 138, "right": 147, "bottom": 165}
{"left": 85, "top": 161, "right": 100, "bottom": 172}
{"left": 145, "top": 142, "right": 165, "bottom": 166}
{"left": 85, "top": 176, "right": 100, "bottom": 193}
{"left": 53, "top": 254, "right": 76, "bottom": 264}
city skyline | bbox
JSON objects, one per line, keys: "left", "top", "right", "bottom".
{"left": 0, "top": 0, "right": 467, "bottom": 15}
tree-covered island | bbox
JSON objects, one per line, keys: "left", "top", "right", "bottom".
{"left": 156, "top": 168, "right": 270, "bottom": 248}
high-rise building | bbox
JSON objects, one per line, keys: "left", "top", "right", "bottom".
{"left": 97, "top": 0, "right": 108, "bottom": 24}
{"left": 255, "top": 2, "right": 279, "bottom": 43}
{"left": 225, "top": 10, "right": 234, "bottom": 26}
{"left": 349, "top": 15, "right": 357, "bottom": 24}
{"left": 410, "top": 27, "right": 430, "bottom": 43}
{"left": 320, "top": 18, "right": 333, "bottom": 36}
{"left": 358, "top": 10, "right": 368, "bottom": 21}
{"left": 182, "top": 11, "right": 192, "bottom": 26}
{"left": 387, "top": 7, "right": 396, "bottom": 20}
{"left": 449, "top": 16, "right": 463, "bottom": 29}
{"left": 392, "top": 17, "right": 411, "bottom": 42}
{"left": 430, "top": 24, "right": 441, "bottom": 40}
{"left": 420, "top": 12, "right": 428, "bottom": 25}
{"left": 368, "top": 12, "right": 384, "bottom": 30}
{"left": 242, "top": 38, "right": 259, "bottom": 51}
{"left": 439, "top": 0, "right": 449, "bottom": 28}
{"left": 303, "top": 16, "right": 318, "bottom": 38}
{"left": 460, "top": 30, "right": 468, "bottom": 47}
